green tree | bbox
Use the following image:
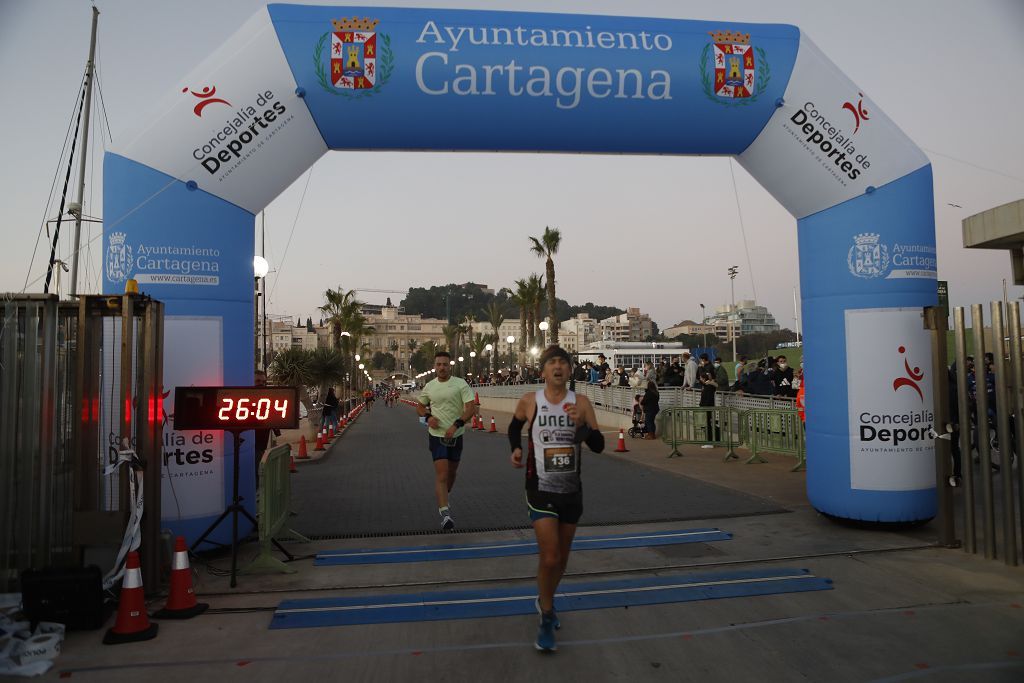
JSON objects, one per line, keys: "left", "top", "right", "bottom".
{"left": 526, "top": 273, "right": 545, "bottom": 352}
{"left": 483, "top": 301, "right": 506, "bottom": 375}
{"left": 269, "top": 347, "right": 327, "bottom": 440}
{"left": 529, "top": 226, "right": 562, "bottom": 346}
{"left": 512, "top": 279, "right": 530, "bottom": 361}
{"left": 411, "top": 339, "right": 439, "bottom": 373}
{"left": 468, "top": 332, "right": 491, "bottom": 379}
{"left": 372, "top": 351, "right": 397, "bottom": 372}
{"left": 308, "top": 347, "right": 347, "bottom": 402}
{"left": 441, "top": 324, "right": 461, "bottom": 358}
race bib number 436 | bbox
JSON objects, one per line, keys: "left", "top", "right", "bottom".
{"left": 543, "top": 447, "right": 576, "bottom": 472}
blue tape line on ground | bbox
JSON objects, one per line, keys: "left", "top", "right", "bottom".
{"left": 269, "top": 567, "right": 831, "bottom": 630}
{"left": 314, "top": 528, "right": 732, "bottom": 566}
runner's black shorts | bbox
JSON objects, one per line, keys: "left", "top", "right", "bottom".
{"left": 428, "top": 434, "right": 463, "bottom": 462}
{"left": 527, "top": 489, "right": 583, "bottom": 525}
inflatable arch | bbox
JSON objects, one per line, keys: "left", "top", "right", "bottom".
{"left": 104, "top": 5, "right": 938, "bottom": 543}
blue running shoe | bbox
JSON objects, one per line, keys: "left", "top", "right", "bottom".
{"left": 535, "top": 597, "right": 560, "bottom": 630}
{"left": 535, "top": 612, "right": 557, "bottom": 652}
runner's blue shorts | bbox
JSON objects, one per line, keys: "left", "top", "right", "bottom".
{"left": 428, "top": 434, "right": 463, "bottom": 462}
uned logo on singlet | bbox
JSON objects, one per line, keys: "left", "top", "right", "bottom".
{"left": 537, "top": 414, "right": 574, "bottom": 428}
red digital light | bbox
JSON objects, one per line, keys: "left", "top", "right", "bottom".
{"left": 173, "top": 386, "right": 300, "bottom": 431}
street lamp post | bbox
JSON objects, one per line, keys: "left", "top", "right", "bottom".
{"left": 538, "top": 320, "right": 549, "bottom": 349}
{"left": 253, "top": 256, "right": 269, "bottom": 372}
{"left": 699, "top": 303, "right": 706, "bottom": 351}
{"left": 484, "top": 343, "right": 493, "bottom": 378}
{"left": 728, "top": 266, "right": 739, "bottom": 362}
{"left": 340, "top": 331, "right": 352, "bottom": 405}
{"left": 506, "top": 335, "right": 516, "bottom": 373}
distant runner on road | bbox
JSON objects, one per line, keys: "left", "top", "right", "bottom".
{"left": 509, "top": 345, "right": 604, "bottom": 652}
{"left": 416, "top": 350, "right": 476, "bottom": 531}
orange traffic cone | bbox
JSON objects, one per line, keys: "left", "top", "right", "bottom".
{"left": 489, "top": 417, "right": 497, "bottom": 433}
{"left": 103, "top": 551, "right": 158, "bottom": 644}
{"left": 614, "top": 429, "right": 629, "bottom": 453}
{"left": 297, "top": 435, "right": 310, "bottom": 460}
{"left": 154, "top": 537, "right": 208, "bottom": 619}
{"left": 340, "top": 415, "right": 347, "bottom": 430}
{"left": 290, "top": 453, "right": 299, "bottom": 473}
{"left": 476, "top": 415, "right": 485, "bottom": 431}
{"left": 474, "top": 391, "right": 480, "bottom": 405}
{"left": 328, "top": 423, "right": 335, "bottom": 439}
{"left": 314, "top": 431, "right": 325, "bottom": 452}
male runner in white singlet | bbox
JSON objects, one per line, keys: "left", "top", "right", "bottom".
{"left": 509, "top": 346, "right": 604, "bottom": 652}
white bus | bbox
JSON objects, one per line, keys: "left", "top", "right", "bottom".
{"left": 576, "top": 342, "right": 691, "bottom": 374}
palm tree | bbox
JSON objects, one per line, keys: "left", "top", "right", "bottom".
{"left": 469, "top": 332, "right": 490, "bottom": 379}
{"left": 526, "top": 273, "right": 545, "bottom": 353}
{"left": 483, "top": 301, "right": 505, "bottom": 374}
{"left": 319, "top": 287, "right": 373, "bottom": 399}
{"left": 269, "top": 347, "right": 316, "bottom": 438}
{"left": 441, "top": 324, "right": 461, "bottom": 357}
{"left": 512, "top": 279, "right": 529, "bottom": 361}
{"left": 319, "top": 287, "right": 357, "bottom": 350}
{"left": 406, "top": 338, "right": 418, "bottom": 374}
{"left": 529, "top": 226, "right": 562, "bottom": 345}
{"left": 308, "top": 347, "right": 347, "bottom": 405}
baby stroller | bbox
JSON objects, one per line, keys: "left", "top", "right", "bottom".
{"left": 628, "top": 403, "right": 648, "bottom": 438}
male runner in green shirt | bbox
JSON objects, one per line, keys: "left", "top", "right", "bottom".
{"left": 416, "top": 350, "right": 477, "bottom": 530}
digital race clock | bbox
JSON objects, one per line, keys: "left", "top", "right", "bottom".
{"left": 173, "top": 386, "right": 300, "bottom": 431}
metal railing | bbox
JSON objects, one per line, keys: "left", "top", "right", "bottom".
{"left": 473, "top": 382, "right": 796, "bottom": 414}
{"left": 243, "top": 444, "right": 309, "bottom": 575}
{"left": 742, "top": 409, "right": 806, "bottom": 470}
{"left": 656, "top": 406, "right": 739, "bottom": 459}
{"left": 1, "top": 293, "right": 164, "bottom": 591}
{"left": 950, "top": 302, "right": 1023, "bottom": 567}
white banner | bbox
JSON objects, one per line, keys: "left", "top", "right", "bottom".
{"left": 738, "top": 34, "right": 928, "bottom": 219}
{"left": 114, "top": 7, "right": 327, "bottom": 213}
{"left": 846, "top": 308, "right": 934, "bottom": 491}
{"left": 162, "top": 316, "right": 225, "bottom": 519}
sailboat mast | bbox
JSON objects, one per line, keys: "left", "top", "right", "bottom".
{"left": 69, "top": 5, "right": 100, "bottom": 297}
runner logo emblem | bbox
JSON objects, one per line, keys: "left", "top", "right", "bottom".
{"left": 315, "top": 17, "right": 394, "bottom": 98}
{"left": 892, "top": 345, "right": 924, "bottom": 401}
{"left": 700, "top": 30, "right": 770, "bottom": 106}
{"left": 106, "top": 232, "right": 132, "bottom": 283}
{"left": 847, "top": 233, "right": 889, "bottom": 279}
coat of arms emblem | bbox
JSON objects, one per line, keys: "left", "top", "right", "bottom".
{"left": 106, "top": 232, "right": 132, "bottom": 283}
{"left": 699, "top": 30, "right": 769, "bottom": 106}
{"left": 847, "top": 233, "right": 890, "bottom": 279}
{"left": 315, "top": 17, "right": 394, "bottom": 97}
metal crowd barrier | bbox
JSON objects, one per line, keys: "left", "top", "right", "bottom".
{"left": 473, "top": 382, "right": 796, "bottom": 414}
{"left": 656, "top": 407, "right": 739, "bottom": 459}
{"left": 242, "top": 445, "right": 309, "bottom": 575}
{"left": 742, "top": 409, "right": 806, "bottom": 470}
{"left": 652, "top": 405, "right": 804, "bottom": 468}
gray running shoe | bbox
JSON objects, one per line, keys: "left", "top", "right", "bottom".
{"left": 535, "top": 597, "right": 559, "bottom": 630}
{"left": 535, "top": 612, "right": 557, "bottom": 652}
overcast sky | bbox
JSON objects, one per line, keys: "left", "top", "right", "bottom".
{"left": 2, "top": 0, "right": 1022, "bottom": 330}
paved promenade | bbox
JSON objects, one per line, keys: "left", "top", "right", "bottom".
{"left": 44, "top": 401, "right": 1024, "bottom": 682}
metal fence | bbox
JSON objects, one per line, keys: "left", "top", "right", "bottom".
{"left": 951, "top": 302, "right": 1023, "bottom": 567}
{"left": 473, "top": 382, "right": 796, "bottom": 414}
{"left": 1, "top": 296, "right": 78, "bottom": 590}
{"left": 0, "top": 293, "right": 164, "bottom": 592}
{"left": 243, "top": 444, "right": 308, "bottom": 575}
